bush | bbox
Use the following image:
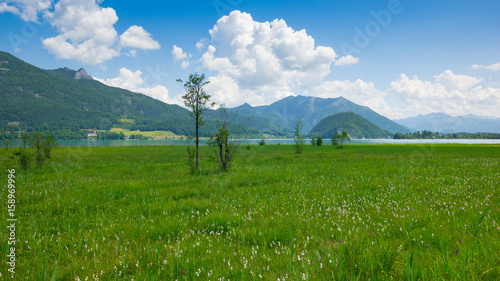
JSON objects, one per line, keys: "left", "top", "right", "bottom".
{"left": 311, "top": 136, "right": 316, "bottom": 145}
{"left": 13, "top": 148, "right": 32, "bottom": 170}
{"left": 316, "top": 136, "right": 323, "bottom": 146}
{"left": 258, "top": 138, "right": 266, "bottom": 146}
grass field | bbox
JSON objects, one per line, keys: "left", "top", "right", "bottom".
{"left": 1, "top": 144, "right": 499, "bottom": 280}
{"left": 110, "top": 128, "right": 182, "bottom": 139}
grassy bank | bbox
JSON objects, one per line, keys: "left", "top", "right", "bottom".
{"left": 1, "top": 144, "right": 499, "bottom": 280}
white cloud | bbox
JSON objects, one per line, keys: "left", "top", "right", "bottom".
{"left": 95, "top": 67, "right": 182, "bottom": 106}
{"left": 172, "top": 45, "right": 187, "bottom": 61}
{"left": 434, "top": 70, "right": 481, "bottom": 92}
{"left": 334, "top": 55, "right": 359, "bottom": 66}
{"left": 199, "top": 10, "right": 337, "bottom": 105}
{"left": 120, "top": 25, "right": 160, "bottom": 50}
{"left": 305, "top": 79, "right": 391, "bottom": 117}
{"left": 196, "top": 38, "right": 207, "bottom": 51}
{"left": 205, "top": 74, "right": 294, "bottom": 107}
{"left": 388, "top": 71, "right": 500, "bottom": 118}
{"left": 0, "top": 0, "right": 51, "bottom": 22}
{"left": 471, "top": 61, "right": 500, "bottom": 71}
{"left": 95, "top": 67, "right": 143, "bottom": 91}
{"left": 0, "top": 0, "right": 160, "bottom": 65}
{"left": 171, "top": 45, "right": 190, "bottom": 69}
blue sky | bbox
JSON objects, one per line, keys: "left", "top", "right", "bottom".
{"left": 1, "top": 0, "right": 499, "bottom": 119}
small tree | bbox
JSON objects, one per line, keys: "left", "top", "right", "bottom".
{"left": 316, "top": 136, "right": 323, "bottom": 146}
{"left": 208, "top": 122, "right": 237, "bottom": 171}
{"left": 32, "top": 132, "right": 45, "bottom": 167}
{"left": 293, "top": 119, "right": 305, "bottom": 154}
{"left": 332, "top": 131, "right": 350, "bottom": 149}
{"left": 311, "top": 136, "right": 316, "bottom": 145}
{"left": 258, "top": 138, "right": 266, "bottom": 146}
{"left": 20, "top": 132, "right": 29, "bottom": 148}
{"left": 5, "top": 139, "right": 11, "bottom": 151}
{"left": 178, "top": 73, "right": 214, "bottom": 171}
{"left": 43, "top": 133, "right": 57, "bottom": 158}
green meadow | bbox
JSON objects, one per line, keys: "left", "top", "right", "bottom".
{"left": 1, "top": 144, "right": 499, "bottom": 280}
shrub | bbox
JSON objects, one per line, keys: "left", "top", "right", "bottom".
{"left": 316, "top": 136, "right": 323, "bottom": 146}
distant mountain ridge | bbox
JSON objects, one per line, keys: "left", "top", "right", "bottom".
{"left": 230, "top": 95, "right": 411, "bottom": 134}
{"left": 0, "top": 51, "right": 288, "bottom": 137}
{"left": 394, "top": 113, "right": 500, "bottom": 133}
{"left": 309, "top": 112, "right": 391, "bottom": 139}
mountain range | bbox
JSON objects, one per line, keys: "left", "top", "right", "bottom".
{"left": 394, "top": 113, "right": 500, "bottom": 134}
{"left": 1, "top": 50, "right": 498, "bottom": 138}
{"left": 229, "top": 95, "right": 411, "bottom": 134}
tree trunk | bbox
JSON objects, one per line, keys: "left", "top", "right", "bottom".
{"left": 195, "top": 116, "right": 199, "bottom": 170}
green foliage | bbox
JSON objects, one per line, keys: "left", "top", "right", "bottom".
{"left": 178, "top": 73, "right": 213, "bottom": 171}
{"left": 293, "top": 119, "right": 305, "bottom": 153}
{"left": 259, "top": 138, "right": 266, "bottom": 146}
{"left": 208, "top": 123, "right": 240, "bottom": 171}
{"left": 12, "top": 147, "right": 32, "bottom": 170}
{"left": 43, "top": 134, "right": 57, "bottom": 158}
{"left": 333, "top": 131, "right": 351, "bottom": 148}
{"left": 32, "top": 132, "right": 45, "bottom": 167}
{"left": 311, "top": 136, "right": 316, "bottom": 145}
{"left": 4, "top": 139, "right": 10, "bottom": 151}
{"left": 310, "top": 112, "right": 390, "bottom": 139}
{"left": 316, "top": 136, "right": 323, "bottom": 146}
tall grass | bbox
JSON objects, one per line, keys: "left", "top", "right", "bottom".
{"left": 0, "top": 144, "right": 499, "bottom": 280}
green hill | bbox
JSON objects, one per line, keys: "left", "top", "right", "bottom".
{"left": 0, "top": 51, "right": 267, "bottom": 137}
{"left": 309, "top": 112, "right": 391, "bottom": 139}
{"left": 229, "top": 95, "right": 411, "bottom": 134}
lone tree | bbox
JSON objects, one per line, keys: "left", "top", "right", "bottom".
{"left": 208, "top": 107, "right": 242, "bottom": 171}
{"left": 293, "top": 119, "right": 305, "bottom": 153}
{"left": 332, "top": 131, "right": 350, "bottom": 149}
{"left": 178, "top": 73, "right": 213, "bottom": 171}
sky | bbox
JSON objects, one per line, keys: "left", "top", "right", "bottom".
{"left": 1, "top": 0, "right": 499, "bottom": 119}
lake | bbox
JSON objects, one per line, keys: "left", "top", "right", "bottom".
{"left": 2, "top": 138, "right": 500, "bottom": 148}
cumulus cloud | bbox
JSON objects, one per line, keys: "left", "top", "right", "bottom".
{"left": 0, "top": 0, "right": 51, "bottom": 22}
{"left": 96, "top": 67, "right": 182, "bottom": 106}
{"left": 120, "top": 25, "right": 160, "bottom": 50}
{"left": 470, "top": 61, "right": 500, "bottom": 71}
{"left": 196, "top": 38, "right": 207, "bottom": 51}
{"left": 334, "top": 55, "right": 360, "bottom": 66}
{"left": 3, "top": 0, "right": 160, "bottom": 65}
{"left": 199, "top": 10, "right": 337, "bottom": 106}
{"left": 387, "top": 71, "right": 500, "bottom": 118}
{"left": 434, "top": 70, "right": 481, "bottom": 92}
{"left": 171, "top": 45, "right": 191, "bottom": 69}
{"left": 305, "top": 79, "right": 391, "bottom": 117}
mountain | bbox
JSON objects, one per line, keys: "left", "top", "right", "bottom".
{"left": 0, "top": 51, "right": 191, "bottom": 131}
{"left": 309, "top": 112, "right": 391, "bottom": 139}
{"left": 394, "top": 113, "right": 500, "bottom": 133}
{"left": 0, "top": 51, "right": 268, "bottom": 137}
{"left": 229, "top": 95, "right": 411, "bottom": 134}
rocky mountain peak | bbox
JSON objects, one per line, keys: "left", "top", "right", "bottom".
{"left": 75, "top": 68, "right": 92, "bottom": 80}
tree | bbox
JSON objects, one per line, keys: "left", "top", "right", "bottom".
{"left": 208, "top": 107, "right": 242, "bottom": 171}
{"left": 20, "top": 132, "right": 29, "bottom": 148}
{"left": 177, "top": 73, "right": 214, "bottom": 171}
{"left": 316, "top": 136, "right": 323, "bottom": 146}
{"left": 293, "top": 119, "right": 305, "bottom": 154}
{"left": 333, "top": 131, "right": 351, "bottom": 149}
{"left": 311, "top": 136, "right": 316, "bottom": 145}
{"left": 43, "top": 133, "right": 57, "bottom": 158}
{"left": 31, "top": 132, "right": 44, "bottom": 167}
{"left": 5, "top": 139, "right": 10, "bottom": 151}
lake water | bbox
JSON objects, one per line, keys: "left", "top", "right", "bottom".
{"left": 2, "top": 138, "right": 500, "bottom": 148}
